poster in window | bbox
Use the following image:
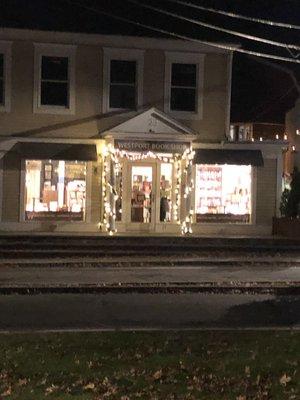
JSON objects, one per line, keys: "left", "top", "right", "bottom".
{"left": 44, "top": 164, "right": 52, "bottom": 180}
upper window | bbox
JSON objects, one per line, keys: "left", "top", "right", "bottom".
{"left": 165, "top": 52, "right": 204, "bottom": 119}
{"left": 110, "top": 60, "right": 136, "bottom": 109}
{"left": 171, "top": 63, "right": 197, "bottom": 112}
{"left": 103, "top": 48, "right": 144, "bottom": 113}
{"left": 41, "top": 56, "right": 69, "bottom": 107}
{"left": 34, "top": 44, "right": 76, "bottom": 114}
{"left": 0, "top": 41, "right": 12, "bottom": 112}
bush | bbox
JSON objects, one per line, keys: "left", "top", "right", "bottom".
{"left": 280, "top": 167, "right": 300, "bottom": 217}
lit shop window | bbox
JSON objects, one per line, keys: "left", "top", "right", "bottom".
{"left": 160, "top": 163, "right": 173, "bottom": 222}
{"left": 25, "top": 160, "right": 86, "bottom": 221}
{"left": 195, "top": 164, "right": 252, "bottom": 223}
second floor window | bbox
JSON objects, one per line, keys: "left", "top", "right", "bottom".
{"left": 0, "top": 54, "right": 4, "bottom": 105}
{"left": 41, "top": 56, "right": 69, "bottom": 107}
{"left": 170, "top": 63, "right": 197, "bottom": 112}
{"left": 109, "top": 60, "right": 136, "bottom": 109}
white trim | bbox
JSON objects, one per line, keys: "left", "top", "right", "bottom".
{"left": 0, "top": 41, "right": 12, "bottom": 113}
{"left": 85, "top": 162, "right": 92, "bottom": 223}
{"left": 0, "top": 28, "right": 236, "bottom": 54}
{"left": 164, "top": 51, "right": 205, "bottom": 120}
{"left": 102, "top": 47, "right": 144, "bottom": 113}
{"left": 225, "top": 53, "right": 233, "bottom": 138}
{"left": 275, "top": 153, "right": 283, "bottom": 217}
{"left": 19, "top": 159, "right": 25, "bottom": 222}
{"left": 251, "top": 167, "right": 257, "bottom": 225}
{"left": 33, "top": 43, "right": 76, "bottom": 115}
{"left": 0, "top": 158, "right": 3, "bottom": 221}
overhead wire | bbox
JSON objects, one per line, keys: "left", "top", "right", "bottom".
{"left": 127, "top": 0, "right": 300, "bottom": 51}
{"left": 165, "top": 0, "right": 300, "bottom": 31}
{"left": 60, "top": 0, "right": 300, "bottom": 64}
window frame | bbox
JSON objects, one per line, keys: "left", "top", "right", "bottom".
{"left": 103, "top": 47, "right": 144, "bottom": 113}
{"left": 194, "top": 163, "right": 254, "bottom": 224}
{"left": 33, "top": 43, "right": 76, "bottom": 115}
{"left": 164, "top": 52, "right": 205, "bottom": 120}
{"left": 21, "top": 158, "right": 92, "bottom": 223}
{"left": 0, "top": 41, "right": 12, "bottom": 113}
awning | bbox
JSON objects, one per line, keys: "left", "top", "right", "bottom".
{"left": 193, "top": 149, "right": 264, "bottom": 166}
{"left": 11, "top": 142, "right": 98, "bottom": 161}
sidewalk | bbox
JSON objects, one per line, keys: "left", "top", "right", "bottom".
{"left": 1, "top": 263, "right": 299, "bottom": 289}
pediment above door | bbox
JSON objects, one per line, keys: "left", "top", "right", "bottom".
{"left": 100, "top": 107, "right": 196, "bottom": 141}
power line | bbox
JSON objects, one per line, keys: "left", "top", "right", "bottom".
{"left": 128, "top": 0, "right": 300, "bottom": 51}
{"left": 60, "top": 0, "right": 300, "bottom": 64}
{"left": 165, "top": 0, "right": 300, "bottom": 31}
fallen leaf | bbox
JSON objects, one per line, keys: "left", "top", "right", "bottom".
{"left": 83, "top": 382, "right": 95, "bottom": 390}
{"left": 236, "top": 396, "right": 246, "bottom": 400}
{"left": 280, "top": 373, "right": 292, "bottom": 386}
{"left": 245, "top": 366, "right": 251, "bottom": 377}
{"left": 45, "top": 385, "right": 59, "bottom": 395}
{"left": 1, "top": 387, "right": 12, "bottom": 397}
{"left": 153, "top": 369, "right": 163, "bottom": 380}
{"left": 17, "top": 378, "right": 28, "bottom": 386}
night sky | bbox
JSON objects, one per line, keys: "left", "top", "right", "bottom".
{"left": 1, "top": 0, "right": 299, "bottom": 123}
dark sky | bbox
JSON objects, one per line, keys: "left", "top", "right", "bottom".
{"left": 1, "top": 0, "right": 300, "bottom": 123}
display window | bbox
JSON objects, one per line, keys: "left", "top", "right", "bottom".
{"left": 160, "top": 163, "right": 173, "bottom": 222}
{"left": 195, "top": 164, "right": 252, "bottom": 223}
{"left": 130, "top": 165, "right": 153, "bottom": 223}
{"left": 25, "top": 160, "right": 87, "bottom": 221}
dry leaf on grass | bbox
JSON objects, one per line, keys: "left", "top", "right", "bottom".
{"left": 84, "top": 382, "right": 96, "bottom": 390}
{"left": 1, "top": 387, "right": 12, "bottom": 397}
{"left": 153, "top": 369, "right": 163, "bottom": 380}
{"left": 279, "top": 373, "right": 292, "bottom": 386}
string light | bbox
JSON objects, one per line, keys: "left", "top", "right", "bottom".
{"left": 181, "top": 147, "right": 195, "bottom": 235}
{"left": 100, "top": 144, "right": 196, "bottom": 236}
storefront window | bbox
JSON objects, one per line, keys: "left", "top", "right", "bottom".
{"left": 160, "top": 163, "right": 172, "bottom": 222}
{"left": 25, "top": 160, "right": 86, "bottom": 221}
{"left": 131, "top": 165, "right": 153, "bottom": 223}
{"left": 195, "top": 164, "right": 252, "bottom": 223}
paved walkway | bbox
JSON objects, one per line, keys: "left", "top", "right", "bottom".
{"left": 1, "top": 264, "right": 299, "bottom": 288}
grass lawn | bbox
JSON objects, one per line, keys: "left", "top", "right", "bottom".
{"left": 0, "top": 331, "right": 299, "bottom": 400}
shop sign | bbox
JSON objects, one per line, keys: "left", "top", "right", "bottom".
{"left": 114, "top": 140, "right": 190, "bottom": 153}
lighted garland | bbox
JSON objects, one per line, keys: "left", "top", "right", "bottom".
{"left": 101, "top": 144, "right": 195, "bottom": 236}
{"left": 181, "top": 147, "right": 195, "bottom": 235}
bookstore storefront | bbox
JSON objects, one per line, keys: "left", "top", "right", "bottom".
{"left": 101, "top": 139, "right": 194, "bottom": 235}
{"left": 100, "top": 141, "right": 265, "bottom": 235}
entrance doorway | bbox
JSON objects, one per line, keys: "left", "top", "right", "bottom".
{"left": 130, "top": 165, "right": 154, "bottom": 225}
{"left": 124, "top": 160, "right": 174, "bottom": 233}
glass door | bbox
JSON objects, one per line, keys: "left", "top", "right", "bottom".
{"left": 130, "top": 164, "right": 155, "bottom": 229}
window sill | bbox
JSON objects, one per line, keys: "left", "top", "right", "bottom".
{"left": 0, "top": 104, "right": 10, "bottom": 113}
{"left": 166, "top": 109, "right": 203, "bottom": 121}
{"left": 33, "top": 105, "right": 75, "bottom": 115}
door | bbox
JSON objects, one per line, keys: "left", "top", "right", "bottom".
{"left": 129, "top": 163, "right": 156, "bottom": 231}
